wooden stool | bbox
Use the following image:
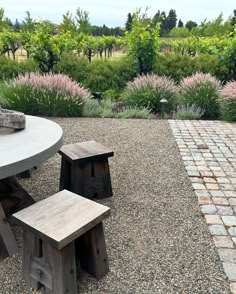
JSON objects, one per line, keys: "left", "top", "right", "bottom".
{"left": 59, "top": 140, "right": 114, "bottom": 199}
{"left": 13, "top": 190, "right": 110, "bottom": 294}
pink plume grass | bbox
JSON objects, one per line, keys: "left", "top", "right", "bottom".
{"left": 10, "top": 73, "right": 92, "bottom": 102}
{"left": 220, "top": 81, "right": 236, "bottom": 102}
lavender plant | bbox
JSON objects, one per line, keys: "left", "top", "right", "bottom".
{"left": 173, "top": 104, "right": 205, "bottom": 120}
{"left": 82, "top": 99, "right": 152, "bottom": 119}
{"left": 3, "top": 73, "right": 91, "bottom": 116}
{"left": 179, "top": 72, "right": 222, "bottom": 119}
{"left": 116, "top": 106, "right": 153, "bottom": 119}
{"left": 122, "top": 74, "right": 178, "bottom": 113}
{"left": 219, "top": 81, "right": 236, "bottom": 121}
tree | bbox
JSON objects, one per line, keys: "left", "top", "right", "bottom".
{"left": 230, "top": 9, "right": 236, "bottom": 31}
{"left": 169, "top": 27, "right": 190, "bottom": 38}
{"left": 222, "top": 27, "right": 236, "bottom": 80}
{"left": 160, "top": 11, "right": 167, "bottom": 36}
{"left": 190, "top": 14, "right": 231, "bottom": 37}
{"left": 13, "top": 19, "right": 21, "bottom": 32}
{"left": 60, "top": 11, "right": 77, "bottom": 34}
{"left": 125, "top": 13, "right": 133, "bottom": 32}
{"left": 202, "top": 14, "right": 230, "bottom": 37}
{"left": 165, "top": 9, "right": 177, "bottom": 32}
{"left": 75, "top": 8, "right": 91, "bottom": 34}
{"left": 152, "top": 10, "right": 162, "bottom": 27}
{"left": 4, "top": 17, "right": 13, "bottom": 28}
{"left": 91, "top": 25, "right": 124, "bottom": 36}
{"left": 126, "top": 9, "right": 160, "bottom": 74}
{"left": 0, "top": 31, "right": 20, "bottom": 59}
{"left": 185, "top": 20, "right": 198, "bottom": 31}
{"left": 0, "top": 8, "right": 4, "bottom": 26}
{"left": 178, "top": 19, "right": 184, "bottom": 27}
{"left": 81, "top": 35, "right": 96, "bottom": 62}
{"left": 0, "top": 8, "right": 11, "bottom": 31}
{"left": 22, "top": 11, "right": 35, "bottom": 32}
{"left": 29, "top": 21, "right": 76, "bottom": 72}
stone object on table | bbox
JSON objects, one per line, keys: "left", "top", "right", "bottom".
{"left": 0, "top": 108, "right": 25, "bottom": 130}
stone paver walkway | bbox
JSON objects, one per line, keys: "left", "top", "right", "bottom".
{"left": 169, "top": 120, "right": 236, "bottom": 294}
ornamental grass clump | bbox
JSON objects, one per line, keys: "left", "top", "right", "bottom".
{"left": 179, "top": 72, "right": 222, "bottom": 119}
{"left": 122, "top": 74, "right": 178, "bottom": 113}
{"left": 219, "top": 81, "right": 236, "bottom": 121}
{"left": 3, "top": 73, "right": 91, "bottom": 116}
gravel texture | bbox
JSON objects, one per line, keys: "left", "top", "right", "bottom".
{"left": 0, "top": 118, "right": 230, "bottom": 293}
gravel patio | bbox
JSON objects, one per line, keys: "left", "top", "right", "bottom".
{"left": 0, "top": 118, "right": 230, "bottom": 293}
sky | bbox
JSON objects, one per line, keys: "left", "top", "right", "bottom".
{"left": 0, "top": 0, "right": 235, "bottom": 27}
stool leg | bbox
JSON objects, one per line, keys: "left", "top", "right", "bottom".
{"left": 0, "top": 204, "right": 18, "bottom": 260}
{"left": 43, "top": 241, "right": 77, "bottom": 294}
{"left": 71, "top": 160, "right": 112, "bottom": 199}
{"left": 93, "top": 159, "right": 113, "bottom": 199}
{"left": 22, "top": 231, "right": 42, "bottom": 290}
{"left": 59, "top": 158, "right": 71, "bottom": 191}
{"left": 71, "top": 162, "right": 91, "bottom": 197}
{"left": 76, "top": 222, "right": 109, "bottom": 279}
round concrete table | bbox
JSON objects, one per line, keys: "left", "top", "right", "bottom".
{"left": 0, "top": 115, "right": 63, "bottom": 179}
{"left": 0, "top": 115, "right": 63, "bottom": 260}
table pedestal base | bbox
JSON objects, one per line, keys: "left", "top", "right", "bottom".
{"left": 0, "top": 177, "right": 35, "bottom": 214}
{"left": 0, "top": 203, "right": 18, "bottom": 260}
{"left": 0, "top": 177, "right": 35, "bottom": 260}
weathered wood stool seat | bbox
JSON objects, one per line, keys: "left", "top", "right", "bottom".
{"left": 59, "top": 140, "right": 114, "bottom": 199}
{"left": 13, "top": 190, "right": 110, "bottom": 294}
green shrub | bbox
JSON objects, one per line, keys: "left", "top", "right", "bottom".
{"left": 85, "top": 57, "right": 136, "bottom": 93}
{"left": 178, "top": 72, "right": 222, "bottom": 119}
{"left": 3, "top": 73, "right": 91, "bottom": 116}
{"left": 55, "top": 53, "right": 89, "bottom": 83}
{"left": 0, "top": 56, "right": 37, "bottom": 80}
{"left": 173, "top": 104, "right": 205, "bottom": 120}
{"left": 102, "top": 89, "right": 118, "bottom": 101}
{"left": 122, "top": 74, "right": 178, "bottom": 113}
{"left": 219, "top": 81, "right": 236, "bottom": 121}
{"left": 55, "top": 53, "right": 136, "bottom": 93}
{"left": 154, "top": 53, "right": 229, "bottom": 82}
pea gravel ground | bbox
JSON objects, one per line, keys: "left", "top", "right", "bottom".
{"left": 0, "top": 118, "right": 231, "bottom": 294}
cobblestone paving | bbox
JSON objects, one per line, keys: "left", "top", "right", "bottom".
{"left": 169, "top": 119, "right": 236, "bottom": 293}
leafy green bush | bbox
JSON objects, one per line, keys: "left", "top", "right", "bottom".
{"left": 122, "top": 74, "right": 178, "bottom": 113}
{"left": 84, "top": 57, "right": 136, "bottom": 93}
{"left": 219, "top": 81, "right": 236, "bottom": 121}
{"left": 0, "top": 56, "right": 37, "bottom": 80}
{"left": 2, "top": 73, "right": 91, "bottom": 116}
{"left": 173, "top": 104, "right": 205, "bottom": 120}
{"left": 55, "top": 53, "right": 136, "bottom": 93}
{"left": 102, "top": 89, "right": 118, "bottom": 101}
{"left": 55, "top": 53, "right": 89, "bottom": 83}
{"left": 178, "top": 72, "right": 222, "bottom": 119}
{"left": 154, "top": 53, "right": 229, "bottom": 82}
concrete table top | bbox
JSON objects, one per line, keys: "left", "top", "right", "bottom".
{"left": 0, "top": 115, "right": 63, "bottom": 179}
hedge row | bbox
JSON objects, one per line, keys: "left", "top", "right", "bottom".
{"left": 0, "top": 53, "right": 230, "bottom": 95}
